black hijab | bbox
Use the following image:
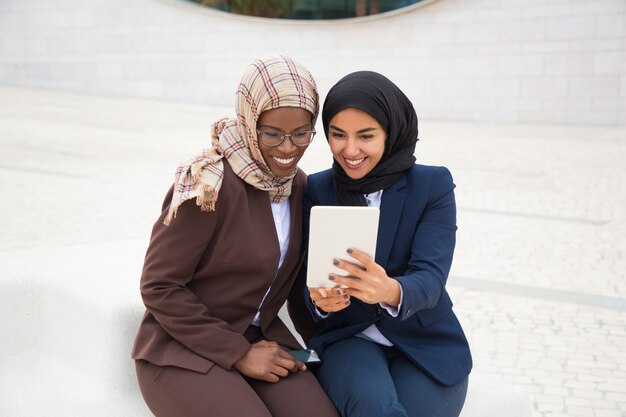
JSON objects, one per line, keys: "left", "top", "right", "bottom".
{"left": 322, "top": 71, "right": 419, "bottom": 206}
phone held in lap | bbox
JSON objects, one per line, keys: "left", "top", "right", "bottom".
{"left": 288, "top": 349, "right": 322, "bottom": 364}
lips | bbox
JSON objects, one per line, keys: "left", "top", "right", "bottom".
{"left": 271, "top": 155, "right": 296, "bottom": 167}
{"left": 343, "top": 157, "right": 366, "bottom": 170}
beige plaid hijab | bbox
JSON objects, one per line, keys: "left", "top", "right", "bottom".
{"left": 164, "top": 55, "right": 319, "bottom": 225}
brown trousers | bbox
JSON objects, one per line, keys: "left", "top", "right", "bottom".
{"left": 135, "top": 328, "right": 339, "bottom": 417}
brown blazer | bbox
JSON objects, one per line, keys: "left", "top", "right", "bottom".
{"left": 132, "top": 161, "right": 310, "bottom": 374}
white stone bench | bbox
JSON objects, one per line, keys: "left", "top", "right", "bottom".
{"left": 0, "top": 240, "right": 531, "bottom": 417}
{"left": 0, "top": 240, "right": 152, "bottom": 416}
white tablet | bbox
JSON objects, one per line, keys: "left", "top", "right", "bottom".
{"left": 306, "top": 206, "right": 380, "bottom": 288}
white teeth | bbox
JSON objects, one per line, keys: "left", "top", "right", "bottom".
{"left": 273, "top": 156, "right": 295, "bottom": 165}
{"left": 346, "top": 158, "right": 365, "bottom": 166}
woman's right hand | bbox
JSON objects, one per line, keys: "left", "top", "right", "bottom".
{"left": 308, "top": 286, "right": 351, "bottom": 313}
{"left": 233, "top": 340, "right": 306, "bottom": 383}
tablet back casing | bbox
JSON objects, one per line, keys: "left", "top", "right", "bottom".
{"left": 307, "top": 206, "right": 380, "bottom": 288}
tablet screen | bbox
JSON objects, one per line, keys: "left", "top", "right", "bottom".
{"left": 306, "top": 206, "right": 380, "bottom": 288}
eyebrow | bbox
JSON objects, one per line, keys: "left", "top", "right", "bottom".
{"left": 258, "top": 123, "right": 311, "bottom": 131}
{"left": 329, "top": 125, "right": 379, "bottom": 134}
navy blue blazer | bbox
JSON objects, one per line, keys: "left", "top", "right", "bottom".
{"left": 302, "top": 165, "right": 472, "bottom": 386}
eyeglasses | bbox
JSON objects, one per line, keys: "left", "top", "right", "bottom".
{"left": 256, "top": 130, "right": 316, "bottom": 147}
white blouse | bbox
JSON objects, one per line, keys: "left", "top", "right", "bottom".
{"left": 354, "top": 190, "right": 404, "bottom": 346}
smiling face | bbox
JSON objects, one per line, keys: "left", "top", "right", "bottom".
{"left": 257, "top": 107, "right": 314, "bottom": 177}
{"left": 328, "top": 107, "right": 386, "bottom": 180}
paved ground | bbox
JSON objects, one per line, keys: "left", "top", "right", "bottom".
{"left": 1, "top": 86, "right": 625, "bottom": 417}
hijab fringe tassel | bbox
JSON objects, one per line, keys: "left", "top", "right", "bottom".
{"left": 163, "top": 184, "right": 217, "bottom": 226}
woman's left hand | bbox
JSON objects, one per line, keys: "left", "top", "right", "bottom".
{"left": 329, "top": 248, "right": 401, "bottom": 307}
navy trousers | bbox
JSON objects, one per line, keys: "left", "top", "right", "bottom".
{"left": 316, "top": 337, "right": 468, "bottom": 417}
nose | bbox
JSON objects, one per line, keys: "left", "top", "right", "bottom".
{"left": 277, "top": 135, "right": 298, "bottom": 153}
{"left": 344, "top": 137, "right": 359, "bottom": 157}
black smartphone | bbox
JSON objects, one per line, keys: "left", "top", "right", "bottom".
{"left": 288, "top": 349, "right": 322, "bottom": 364}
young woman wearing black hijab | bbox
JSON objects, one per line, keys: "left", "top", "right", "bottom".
{"left": 301, "top": 71, "right": 472, "bottom": 417}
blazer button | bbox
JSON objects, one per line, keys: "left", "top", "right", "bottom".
{"left": 375, "top": 307, "right": 382, "bottom": 317}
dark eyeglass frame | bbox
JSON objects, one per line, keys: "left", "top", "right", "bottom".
{"left": 256, "top": 129, "right": 316, "bottom": 147}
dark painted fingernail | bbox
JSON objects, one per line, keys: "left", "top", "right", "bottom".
{"left": 345, "top": 301, "right": 350, "bottom": 305}
{"left": 335, "top": 289, "right": 342, "bottom": 295}
{"left": 328, "top": 275, "right": 335, "bottom": 281}
{"left": 343, "top": 294, "right": 349, "bottom": 299}
{"left": 333, "top": 259, "right": 340, "bottom": 266}
{"left": 346, "top": 248, "right": 353, "bottom": 253}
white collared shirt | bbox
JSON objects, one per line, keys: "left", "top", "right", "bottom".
{"left": 354, "top": 190, "right": 404, "bottom": 346}
{"left": 251, "top": 199, "right": 290, "bottom": 326}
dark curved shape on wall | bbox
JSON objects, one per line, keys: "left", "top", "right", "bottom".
{"left": 189, "top": 0, "right": 429, "bottom": 20}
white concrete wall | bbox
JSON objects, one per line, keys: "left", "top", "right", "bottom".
{"left": 1, "top": 0, "right": 625, "bottom": 126}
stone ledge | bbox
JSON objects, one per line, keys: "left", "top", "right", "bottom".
{"left": 0, "top": 240, "right": 532, "bottom": 416}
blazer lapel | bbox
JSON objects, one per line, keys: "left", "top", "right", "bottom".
{"left": 284, "top": 180, "right": 301, "bottom": 270}
{"left": 259, "top": 180, "right": 301, "bottom": 327}
{"left": 274, "top": 178, "right": 302, "bottom": 280}
{"left": 376, "top": 176, "right": 408, "bottom": 267}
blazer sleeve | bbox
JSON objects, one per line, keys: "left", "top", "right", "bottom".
{"left": 286, "top": 179, "right": 326, "bottom": 343}
{"left": 139, "top": 187, "right": 251, "bottom": 370}
{"left": 394, "top": 167, "right": 457, "bottom": 320}
{"left": 287, "top": 266, "right": 324, "bottom": 344}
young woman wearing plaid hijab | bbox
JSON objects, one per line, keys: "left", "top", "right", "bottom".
{"left": 302, "top": 71, "right": 472, "bottom": 417}
{"left": 132, "top": 55, "right": 339, "bottom": 417}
